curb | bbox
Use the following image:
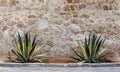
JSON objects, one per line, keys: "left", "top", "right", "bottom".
{"left": 0, "top": 63, "right": 120, "bottom": 67}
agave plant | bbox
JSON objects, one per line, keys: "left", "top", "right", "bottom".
{"left": 71, "top": 34, "right": 108, "bottom": 63}
{"left": 7, "top": 32, "right": 46, "bottom": 63}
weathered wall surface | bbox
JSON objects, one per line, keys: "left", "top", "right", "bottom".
{"left": 0, "top": 0, "right": 120, "bottom": 59}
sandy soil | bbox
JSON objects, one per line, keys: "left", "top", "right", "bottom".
{"left": 0, "top": 55, "right": 10, "bottom": 62}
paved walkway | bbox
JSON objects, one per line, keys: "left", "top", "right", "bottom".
{"left": 0, "top": 67, "right": 120, "bottom": 72}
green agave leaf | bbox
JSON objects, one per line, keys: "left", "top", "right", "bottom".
{"left": 77, "top": 41, "right": 87, "bottom": 59}
{"left": 85, "top": 37, "right": 90, "bottom": 58}
{"left": 32, "top": 43, "right": 45, "bottom": 56}
{"left": 8, "top": 32, "right": 46, "bottom": 63}
{"left": 25, "top": 32, "right": 29, "bottom": 59}
{"left": 21, "top": 39, "right": 27, "bottom": 58}
{"left": 72, "top": 48, "right": 84, "bottom": 60}
{"left": 28, "top": 32, "right": 31, "bottom": 42}
{"left": 11, "top": 49, "right": 20, "bottom": 58}
{"left": 29, "top": 35, "right": 37, "bottom": 56}
{"left": 13, "top": 37, "right": 19, "bottom": 51}
{"left": 101, "top": 39, "right": 106, "bottom": 46}
{"left": 95, "top": 40, "right": 103, "bottom": 54}
{"left": 17, "top": 51, "right": 26, "bottom": 62}
{"left": 11, "top": 49, "right": 25, "bottom": 62}
{"left": 29, "top": 42, "right": 37, "bottom": 56}
{"left": 91, "top": 34, "right": 97, "bottom": 57}
{"left": 32, "top": 35, "right": 37, "bottom": 46}
{"left": 18, "top": 33, "right": 23, "bottom": 54}
{"left": 70, "top": 57, "right": 81, "bottom": 61}
{"left": 28, "top": 33, "right": 32, "bottom": 54}
{"left": 72, "top": 34, "right": 107, "bottom": 63}
{"left": 94, "top": 35, "right": 102, "bottom": 55}
{"left": 88, "top": 37, "right": 92, "bottom": 57}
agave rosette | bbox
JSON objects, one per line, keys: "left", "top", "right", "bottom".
{"left": 71, "top": 34, "right": 107, "bottom": 63}
{"left": 8, "top": 32, "right": 45, "bottom": 63}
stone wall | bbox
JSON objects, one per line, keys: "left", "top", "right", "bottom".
{"left": 0, "top": 0, "right": 120, "bottom": 59}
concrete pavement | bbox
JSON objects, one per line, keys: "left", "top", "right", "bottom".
{"left": 0, "top": 67, "right": 120, "bottom": 72}
{"left": 0, "top": 63, "right": 120, "bottom": 72}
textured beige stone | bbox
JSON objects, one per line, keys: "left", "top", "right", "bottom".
{"left": 2, "top": 26, "right": 8, "bottom": 32}
{"left": 0, "top": 8, "right": 8, "bottom": 12}
{"left": 67, "top": 0, "right": 73, "bottom": 3}
{"left": 9, "top": 0, "right": 19, "bottom": 6}
{"left": 74, "top": 0, "right": 80, "bottom": 3}
{"left": 63, "top": 5, "right": 71, "bottom": 11}
{"left": 70, "top": 5, "right": 78, "bottom": 11}
{"left": 0, "top": 0, "right": 120, "bottom": 61}
{"left": 47, "top": 41, "right": 54, "bottom": 46}
{"left": 0, "top": 0, "right": 7, "bottom": 7}
{"left": 79, "top": 4, "right": 86, "bottom": 9}
{"left": 70, "top": 24, "right": 81, "bottom": 34}
{"left": 103, "top": 5, "right": 112, "bottom": 10}
{"left": 16, "top": 22, "right": 24, "bottom": 28}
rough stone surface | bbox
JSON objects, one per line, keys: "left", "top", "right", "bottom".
{"left": 0, "top": 0, "right": 120, "bottom": 61}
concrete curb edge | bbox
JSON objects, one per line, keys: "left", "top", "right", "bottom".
{"left": 0, "top": 63, "right": 120, "bottom": 67}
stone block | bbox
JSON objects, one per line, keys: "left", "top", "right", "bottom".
{"left": 70, "top": 4, "right": 78, "bottom": 11}
{"left": 63, "top": 5, "right": 71, "bottom": 11}
{"left": 0, "top": 0, "right": 7, "bottom": 7}
{"left": 0, "top": 8, "right": 8, "bottom": 12}
{"left": 74, "top": 0, "right": 80, "bottom": 3}
{"left": 103, "top": 5, "right": 113, "bottom": 10}
{"left": 67, "top": 0, "right": 73, "bottom": 3}
{"left": 79, "top": 4, "right": 86, "bottom": 9}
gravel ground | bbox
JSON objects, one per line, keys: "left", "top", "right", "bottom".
{"left": 0, "top": 67, "right": 120, "bottom": 72}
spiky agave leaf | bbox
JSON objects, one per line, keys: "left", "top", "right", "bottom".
{"left": 84, "top": 37, "right": 89, "bottom": 58}
{"left": 18, "top": 33, "right": 23, "bottom": 54}
{"left": 71, "top": 48, "right": 84, "bottom": 60}
{"left": 29, "top": 35, "right": 37, "bottom": 56}
{"left": 7, "top": 32, "right": 46, "bottom": 63}
{"left": 72, "top": 34, "right": 107, "bottom": 63}
{"left": 24, "top": 32, "right": 29, "bottom": 59}
{"left": 91, "top": 34, "right": 97, "bottom": 57}
{"left": 77, "top": 41, "right": 87, "bottom": 59}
